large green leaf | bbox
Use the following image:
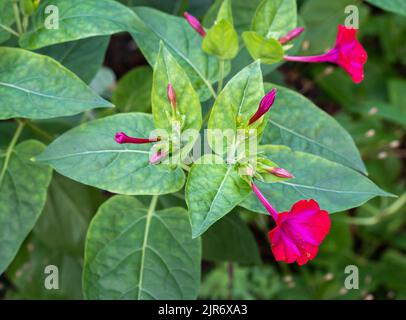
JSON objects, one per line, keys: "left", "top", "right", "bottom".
{"left": 0, "top": 47, "right": 113, "bottom": 120}
{"left": 152, "top": 43, "right": 202, "bottom": 132}
{"left": 83, "top": 195, "right": 201, "bottom": 299}
{"left": 202, "top": 210, "right": 261, "bottom": 264}
{"left": 366, "top": 0, "right": 406, "bottom": 17}
{"left": 186, "top": 155, "right": 251, "bottom": 238}
{"left": 262, "top": 84, "right": 367, "bottom": 174}
{"left": 19, "top": 0, "right": 139, "bottom": 49}
{"left": 251, "top": 0, "right": 297, "bottom": 38}
{"left": 6, "top": 237, "right": 83, "bottom": 300}
{"left": 0, "top": 0, "right": 15, "bottom": 44}
{"left": 131, "top": 6, "right": 227, "bottom": 101}
{"left": 35, "top": 113, "right": 186, "bottom": 195}
{"left": 33, "top": 173, "right": 103, "bottom": 257}
{"left": 241, "top": 145, "right": 392, "bottom": 214}
{"left": 242, "top": 31, "right": 284, "bottom": 64}
{"left": 202, "top": 20, "right": 239, "bottom": 60}
{"left": 36, "top": 36, "right": 110, "bottom": 84}
{"left": 0, "top": 140, "right": 52, "bottom": 273}
{"left": 208, "top": 61, "right": 264, "bottom": 153}
{"left": 112, "top": 66, "right": 153, "bottom": 113}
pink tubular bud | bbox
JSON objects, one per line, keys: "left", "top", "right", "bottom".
{"left": 279, "top": 27, "right": 305, "bottom": 45}
{"left": 183, "top": 12, "right": 206, "bottom": 37}
{"left": 251, "top": 182, "right": 278, "bottom": 221}
{"left": 167, "top": 83, "right": 177, "bottom": 111}
{"left": 149, "top": 150, "right": 167, "bottom": 165}
{"left": 115, "top": 132, "right": 160, "bottom": 144}
{"left": 248, "top": 88, "right": 277, "bottom": 125}
{"left": 268, "top": 167, "right": 294, "bottom": 179}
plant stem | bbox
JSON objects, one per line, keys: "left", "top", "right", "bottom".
{"left": 217, "top": 58, "right": 225, "bottom": 94}
{"left": 0, "top": 119, "right": 25, "bottom": 186}
{"left": 179, "top": 162, "right": 191, "bottom": 172}
{"left": 22, "top": 15, "right": 29, "bottom": 32}
{"left": 0, "top": 23, "right": 19, "bottom": 37}
{"left": 25, "top": 121, "right": 54, "bottom": 142}
{"left": 12, "top": 0, "right": 23, "bottom": 35}
{"left": 227, "top": 262, "right": 234, "bottom": 300}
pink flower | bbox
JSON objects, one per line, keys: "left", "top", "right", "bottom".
{"left": 115, "top": 132, "right": 160, "bottom": 144}
{"left": 167, "top": 83, "right": 177, "bottom": 111}
{"left": 251, "top": 182, "right": 331, "bottom": 266}
{"left": 248, "top": 88, "right": 277, "bottom": 125}
{"left": 183, "top": 12, "right": 206, "bottom": 37}
{"left": 267, "top": 167, "right": 294, "bottom": 179}
{"left": 149, "top": 150, "right": 168, "bottom": 165}
{"left": 279, "top": 27, "right": 304, "bottom": 45}
{"left": 284, "top": 25, "right": 367, "bottom": 83}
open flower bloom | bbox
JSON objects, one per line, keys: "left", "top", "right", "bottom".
{"left": 183, "top": 12, "right": 206, "bottom": 37}
{"left": 115, "top": 132, "right": 160, "bottom": 144}
{"left": 251, "top": 182, "right": 331, "bottom": 265}
{"left": 248, "top": 88, "right": 277, "bottom": 125}
{"left": 284, "top": 25, "right": 367, "bottom": 83}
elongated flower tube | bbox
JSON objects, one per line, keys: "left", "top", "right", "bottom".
{"left": 268, "top": 167, "right": 294, "bottom": 179}
{"left": 248, "top": 88, "right": 277, "bottom": 125}
{"left": 251, "top": 182, "right": 331, "bottom": 265}
{"left": 279, "top": 27, "right": 304, "bottom": 45}
{"left": 115, "top": 132, "right": 160, "bottom": 144}
{"left": 184, "top": 12, "right": 206, "bottom": 37}
{"left": 284, "top": 25, "right": 367, "bottom": 83}
{"left": 167, "top": 83, "right": 177, "bottom": 111}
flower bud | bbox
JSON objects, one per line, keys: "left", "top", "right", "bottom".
{"left": 167, "top": 83, "right": 177, "bottom": 111}
{"left": 279, "top": 27, "right": 304, "bottom": 45}
{"left": 184, "top": 12, "right": 206, "bottom": 37}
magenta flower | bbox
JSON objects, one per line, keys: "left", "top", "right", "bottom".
{"left": 183, "top": 12, "right": 206, "bottom": 37}
{"left": 167, "top": 83, "right": 177, "bottom": 111}
{"left": 284, "top": 25, "right": 368, "bottom": 83}
{"left": 251, "top": 182, "right": 331, "bottom": 266}
{"left": 115, "top": 132, "right": 160, "bottom": 144}
{"left": 279, "top": 27, "right": 304, "bottom": 45}
{"left": 268, "top": 167, "right": 294, "bottom": 179}
{"left": 149, "top": 150, "right": 167, "bottom": 165}
{"left": 248, "top": 88, "right": 277, "bottom": 125}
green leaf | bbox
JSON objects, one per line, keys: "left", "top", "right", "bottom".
{"left": 36, "top": 36, "right": 110, "bottom": 84}
{"left": 33, "top": 173, "right": 103, "bottom": 257}
{"left": 202, "top": 211, "right": 261, "bottom": 264}
{"left": 216, "top": 0, "right": 233, "bottom": 24}
{"left": 19, "top": 0, "right": 139, "bottom": 49}
{"left": 0, "top": 47, "right": 113, "bottom": 120}
{"left": 0, "top": 0, "right": 15, "bottom": 43}
{"left": 241, "top": 145, "right": 392, "bottom": 215}
{"left": 83, "top": 195, "right": 201, "bottom": 299}
{"left": 262, "top": 84, "right": 367, "bottom": 174}
{"left": 251, "top": 0, "right": 297, "bottom": 38}
{"left": 203, "top": 0, "right": 261, "bottom": 35}
{"left": 208, "top": 61, "right": 264, "bottom": 153}
{"left": 7, "top": 237, "right": 83, "bottom": 300}
{"left": 242, "top": 31, "right": 284, "bottom": 64}
{"left": 152, "top": 43, "right": 202, "bottom": 132}
{"left": 131, "top": 6, "right": 227, "bottom": 101}
{"left": 35, "top": 113, "right": 186, "bottom": 195}
{"left": 112, "top": 66, "right": 153, "bottom": 113}
{"left": 0, "top": 140, "right": 52, "bottom": 273}
{"left": 202, "top": 20, "right": 239, "bottom": 60}
{"left": 366, "top": 0, "right": 406, "bottom": 17}
{"left": 186, "top": 155, "right": 251, "bottom": 238}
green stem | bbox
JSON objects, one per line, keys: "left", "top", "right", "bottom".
{"left": 25, "top": 121, "right": 54, "bottom": 142}
{"left": 0, "top": 119, "right": 25, "bottom": 186}
{"left": 12, "top": 0, "right": 23, "bottom": 35}
{"left": 22, "top": 15, "right": 29, "bottom": 32}
{"left": 217, "top": 58, "right": 225, "bottom": 94}
{"left": 179, "top": 162, "right": 191, "bottom": 172}
{"left": 0, "top": 23, "right": 19, "bottom": 37}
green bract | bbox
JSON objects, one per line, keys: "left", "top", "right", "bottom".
{"left": 202, "top": 19, "right": 239, "bottom": 60}
{"left": 242, "top": 31, "right": 284, "bottom": 64}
